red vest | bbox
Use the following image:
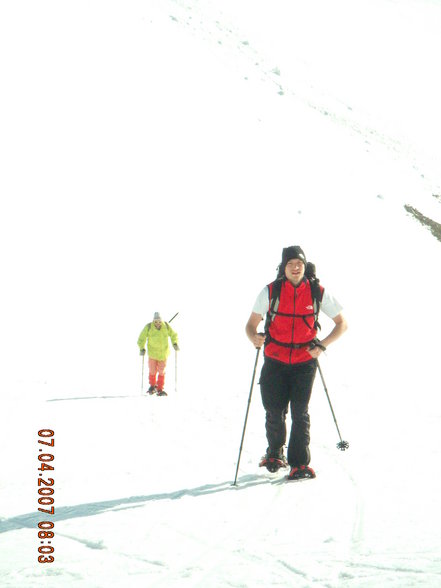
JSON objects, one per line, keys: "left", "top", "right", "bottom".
{"left": 265, "top": 278, "right": 323, "bottom": 364}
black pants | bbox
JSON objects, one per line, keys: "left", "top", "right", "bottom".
{"left": 259, "top": 357, "right": 317, "bottom": 467}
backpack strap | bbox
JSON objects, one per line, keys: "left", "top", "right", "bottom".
{"left": 264, "top": 278, "right": 283, "bottom": 335}
{"left": 309, "top": 278, "right": 323, "bottom": 331}
{"left": 164, "top": 321, "right": 174, "bottom": 336}
{"left": 265, "top": 277, "right": 323, "bottom": 332}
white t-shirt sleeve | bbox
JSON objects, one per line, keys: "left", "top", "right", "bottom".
{"left": 252, "top": 285, "right": 343, "bottom": 319}
{"left": 321, "top": 289, "right": 343, "bottom": 319}
{"left": 252, "top": 286, "right": 270, "bottom": 317}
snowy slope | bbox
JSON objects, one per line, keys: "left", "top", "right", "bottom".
{"left": 2, "top": 0, "right": 441, "bottom": 586}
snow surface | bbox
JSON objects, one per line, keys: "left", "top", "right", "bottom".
{"left": 2, "top": 0, "right": 441, "bottom": 586}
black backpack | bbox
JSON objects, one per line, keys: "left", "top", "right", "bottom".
{"left": 264, "top": 261, "right": 323, "bottom": 336}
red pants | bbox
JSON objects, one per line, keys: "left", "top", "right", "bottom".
{"left": 148, "top": 358, "right": 167, "bottom": 391}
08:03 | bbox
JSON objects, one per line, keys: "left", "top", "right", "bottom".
{"left": 37, "top": 429, "right": 55, "bottom": 564}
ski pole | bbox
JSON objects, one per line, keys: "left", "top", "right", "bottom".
{"left": 233, "top": 346, "right": 261, "bottom": 486}
{"left": 167, "top": 312, "right": 179, "bottom": 392}
{"left": 317, "top": 361, "right": 349, "bottom": 451}
{"left": 141, "top": 354, "right": 145, "bottom": 393}
{"left": 174, "top": 350, "right": 177, "bottom": 393}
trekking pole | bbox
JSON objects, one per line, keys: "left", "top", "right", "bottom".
{"left": 232, "top": 346, "right": 261, "bottom": 486}
{"left": 317, "top": 361, "right": 349, "bottom": 450}
{"left": 141, "top": 354, "right": 145, "bottom": 393}
{"left": 167, "top": 312, "right": 179, "bottom": 392}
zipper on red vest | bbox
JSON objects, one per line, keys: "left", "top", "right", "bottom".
{"left": 289, "top": 286, "right": 297, "bottom": 363}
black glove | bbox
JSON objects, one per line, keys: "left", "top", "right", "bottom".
{"left": 140, "top": 349, "right": 146, "bottom": 356}
{"left": 173, "top": 343, "right": 180, "bottom": 351}
{"left": 309, "top": 339, "right": 326, "bottom": 352}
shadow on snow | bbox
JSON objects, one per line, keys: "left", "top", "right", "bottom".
{"left": 1, "top": 474, "right": 279, "bottom": 534}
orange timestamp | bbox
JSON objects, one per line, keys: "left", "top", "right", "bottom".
{"left": 37, "top": 429, "right": 55, "bottom": 563}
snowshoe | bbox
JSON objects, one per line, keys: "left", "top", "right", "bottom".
{"left": 259, "top": 453, "right": 288, "bottom": 473}
{"left": 147, "top": 385, "right": 157, "bottom": 395}
{"left": 287, "top": 465, "right": 316, "bottom": 481}
{"left": 157, "top": 390, "right": 168, "bottom": 397}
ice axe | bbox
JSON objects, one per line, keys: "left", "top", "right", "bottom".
{"left": 168, "top": 312, "right": 179, "bottom": 323}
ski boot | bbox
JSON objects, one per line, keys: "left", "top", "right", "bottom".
{"left": 147, "top": 385, "right": 157, "bottom": 395}
{"left": 157, "top": 389, "right": 168, "bottom": 397}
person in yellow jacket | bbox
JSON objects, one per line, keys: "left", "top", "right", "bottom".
{"left": 138, "top": 312, "right": 179, "bottom": 396}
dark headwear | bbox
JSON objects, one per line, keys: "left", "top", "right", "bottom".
{"left": 276, "top": 246, "right": 307, "bottom": 279}
{"left": 281, "top": 246, "right": 307, "bottom": 268}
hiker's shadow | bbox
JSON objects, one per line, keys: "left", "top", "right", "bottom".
{"left": 1, "top": 474, "right": 276, "bottom": 533}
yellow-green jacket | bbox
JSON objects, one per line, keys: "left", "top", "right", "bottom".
{"left": 137, "top": 322, "right": 178, "bottom": 361}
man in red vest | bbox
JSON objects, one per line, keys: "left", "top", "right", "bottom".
{"left": 245, "top": 246, "right": 348, "bottom": 480}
